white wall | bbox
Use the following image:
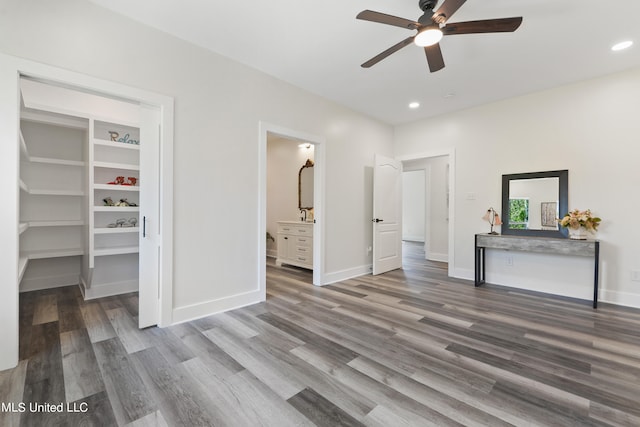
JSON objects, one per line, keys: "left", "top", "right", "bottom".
{"left": 266, "top": 136, "right": 314, "bottom": 258}
{"left": 0, "top": 0, "right": 394, "bottom": 368}
{"left": 395, "top": 68, "right": 640, "bottom": 307}
{"left": 403, "top": 157, "right": 449, "bottom": 261}
{"left": 402, "top": 170, "right": 425, "bottom": 242}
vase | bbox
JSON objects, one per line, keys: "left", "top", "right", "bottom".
{"left": 568, "top": 227, "right": 588, "bottom": 240}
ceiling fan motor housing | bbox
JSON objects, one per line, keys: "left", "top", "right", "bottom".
{"left": 418, "top": 0, "right": 438, "bottom": 12}
{"left": 418, "top": 0, "right": 444, "bottom": 25}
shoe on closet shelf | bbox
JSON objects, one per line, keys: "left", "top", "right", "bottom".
{"left": 103, "top": 197, "right": 115, "bottom": 206}
{"left": 107, "top": 176, "right": 126, "bottom": 185}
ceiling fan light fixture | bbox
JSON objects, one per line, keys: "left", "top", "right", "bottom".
{"left": 611, "top": 40, "right": 633, "bottom": 51}
{"left": 414, "top": 28, "right": 443, "bottom": 47}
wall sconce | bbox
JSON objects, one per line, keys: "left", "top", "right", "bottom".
{"left": 482, "top": 207, "right": 503, "bottom": 235}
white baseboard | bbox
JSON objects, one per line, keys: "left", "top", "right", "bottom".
{"left": 172, "top": 289, "right": 263, "bottom": 325}
{"left": 81, "top": 279, "right": 138, "bottom": 300}
{"left": 266, "top": 250, "right": 277, "bottom": 259}
{"left": 426, "top": 252, "right": 448, "bottom": 262}
{"left": 403, "top": 236, "right": 425, "bottom": 243}
{"left": 453, "top": 267, "right": 474, "bottom": 281}
{"left": 322, "top": 264, "right": 372, "bottom": 286}
{"left": 600, "top": 289, "right": 640, "bottom": 309}
{"left": 20, "top": 274, "right": 78, "bottom": 292}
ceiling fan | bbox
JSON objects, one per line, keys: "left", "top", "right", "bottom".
{"left": 356, "top": 0, "right": 522, "bottom": 73}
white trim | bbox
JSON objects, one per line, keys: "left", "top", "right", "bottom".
{"left": 80, "top": 278, "right": 139, "bottom": 300}
{"left": 600, "top": 289, "right": 640, "bottom": 309}
{"left": 19, "top": 274, "right": 79, "bottom": 292}
{"left": 259, "top": 122, "right": 326, "bottom": 289}
{"left": 322, "top": 264, "right": 372, "bottom": 286}
{"left": 396, "top": 148, "right": 456, "bottom": 278}
{"left": 172, "top": 289, "right": 263, "bottom": 324}
{"left": 0, "top": 53, "right": 174, "bottom": 369}
{"left": 426, "top": 252, "right": 449, "bottom": 263}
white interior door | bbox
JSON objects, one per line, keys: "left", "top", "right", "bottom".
{"left": 373, "top": 154, "right": 403, "bottom": 275}
{"left": 138, "top": 105, "right": 160, "bottom": 328}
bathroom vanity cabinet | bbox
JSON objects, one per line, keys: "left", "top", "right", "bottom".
{"left": 276, "top": 221, "right": 313, "bottom": 270}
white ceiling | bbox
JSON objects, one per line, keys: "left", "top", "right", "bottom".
{"left": 88, "top": 0, "right": 640, "bottom": 125}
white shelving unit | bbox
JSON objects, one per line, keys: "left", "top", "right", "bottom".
{"left": 19, "top": 119, "right": 88, "bottom": 292}
{"left": 85, "top": 119, "right": 141, "bottom": 297}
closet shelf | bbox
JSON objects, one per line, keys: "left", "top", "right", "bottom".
{"left": 93, "top": 139, "right": 140, "bottom": 151}
{"left": 19, "top": 220, "right": 84, "bottom": 233}
{"left": 94, "top": 246, "right": 139, "bottom": 256}
{"left": 94, "top": 227, "right": 139, "bottom": 234}
{"left": 18, "top": 256, "right": 28, "bottom": 282}
{"left": 28, "top": 220, "right": 84, "bottom": 228}
{"left": 94, "top": 183, "right": 140, "bottom": 192}
{"left": 20, "top": 131, "right": 28, "bottom": 159}
{"left": 30, "top": 156, "right": 85, "bottom": 167}
{"left": 93, "top": 206, "right": 140, "bottom": 212}
{"left": 22, "top": 248, "right": 85, "bottom": 260}
{"left": 94, "top": 161, "right": 140, "bottom": 171}
{"left": 28, "top": 189, "right": 85, "bottom": 197}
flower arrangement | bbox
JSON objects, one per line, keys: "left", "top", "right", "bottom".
{"left": 559, "top": 209, "right": 601, "bottom": 231}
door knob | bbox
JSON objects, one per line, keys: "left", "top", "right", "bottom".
{"left": 372, "top": 218, "right": 384, "bottom": 223}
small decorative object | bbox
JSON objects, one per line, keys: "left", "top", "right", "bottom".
{"left": 482, "top": 207, "right": 503, "bottom": 235}
{"left": 108, "top": 131, "right": 119, "bottom": 141}
{"left": 103, "top": 197, "right": 115, "bottom": 206}
{"left": 108, "top": 130, "right": 139, "bottom": 145}
{"left": 108, "top": 176, "right": 126, "bottom": 185}
{"left": 559, "top": 209, "right": 601, "bottom": 240}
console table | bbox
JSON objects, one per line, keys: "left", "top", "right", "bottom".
{"left": 475, "top": 234, "right": 600, "bottom": 308}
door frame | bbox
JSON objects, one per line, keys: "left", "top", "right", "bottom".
{"left": 396, "top": 148, "right": 455, "bottom": 277}
{"left": 0, "top": 53, "right": 174, "bottom": 370}
{"left": 258, "top": 122, "right": 325, "bottom": 291}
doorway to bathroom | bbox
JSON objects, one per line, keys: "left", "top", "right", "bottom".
{"left": 258, "top": 123, "right": 325, "bottom": 295}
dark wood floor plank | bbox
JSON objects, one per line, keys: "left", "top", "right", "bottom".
{"left": 60, "top": 328, "right": 105, "bottom": 402}
{"left": 287, "top": 387, "right": 365, "bottom": 427}
{"left": 132, "top": 346, "right": 223, "bottom": 427}
{"left": 92, "top": 337, "right": 157, "bottom": 425}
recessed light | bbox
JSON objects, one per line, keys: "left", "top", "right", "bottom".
{"left": 409, "top": 102, "right": 420, "bottom": 109}
{"left": 444, "top": 93, "right": 456, "bottom": 99}
{"left": 611, "top": 40, "right": 633, "bottom": 51}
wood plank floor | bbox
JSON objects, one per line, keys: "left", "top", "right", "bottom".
{"left": 2, "top": 242, "right": 640, "bottom": 426}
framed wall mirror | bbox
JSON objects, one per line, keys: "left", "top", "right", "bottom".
{"left": 298, "top": 159, "right": 314, "bottom": 210}
{"left": 501, "top": 169, "right": 568, "bottom": 238}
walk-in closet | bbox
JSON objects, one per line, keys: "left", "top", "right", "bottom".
{"left": 18, "top": 78, "right": 149, "bottom": 309}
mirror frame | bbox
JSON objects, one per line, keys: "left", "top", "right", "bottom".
{"left": 501, "top": 169, "right": 569, "bottom": 238}
{"left": 298, "top": 159, "right": 314, "bottom": 210}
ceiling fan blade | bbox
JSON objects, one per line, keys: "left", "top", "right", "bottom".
{"left": 442, "top": 17, "right": 523, "bottom": 35}
{"left": 356, "top": 10, "right": 420, "bottom": 30}
{"left": 424, "top": 43, "right": 445, "bottom": 73}
{"left": 361, "top": 37, "right": 415, "bottom": 68}
{"left": 432, "top": 0, "right": 467, "bottom": 24}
